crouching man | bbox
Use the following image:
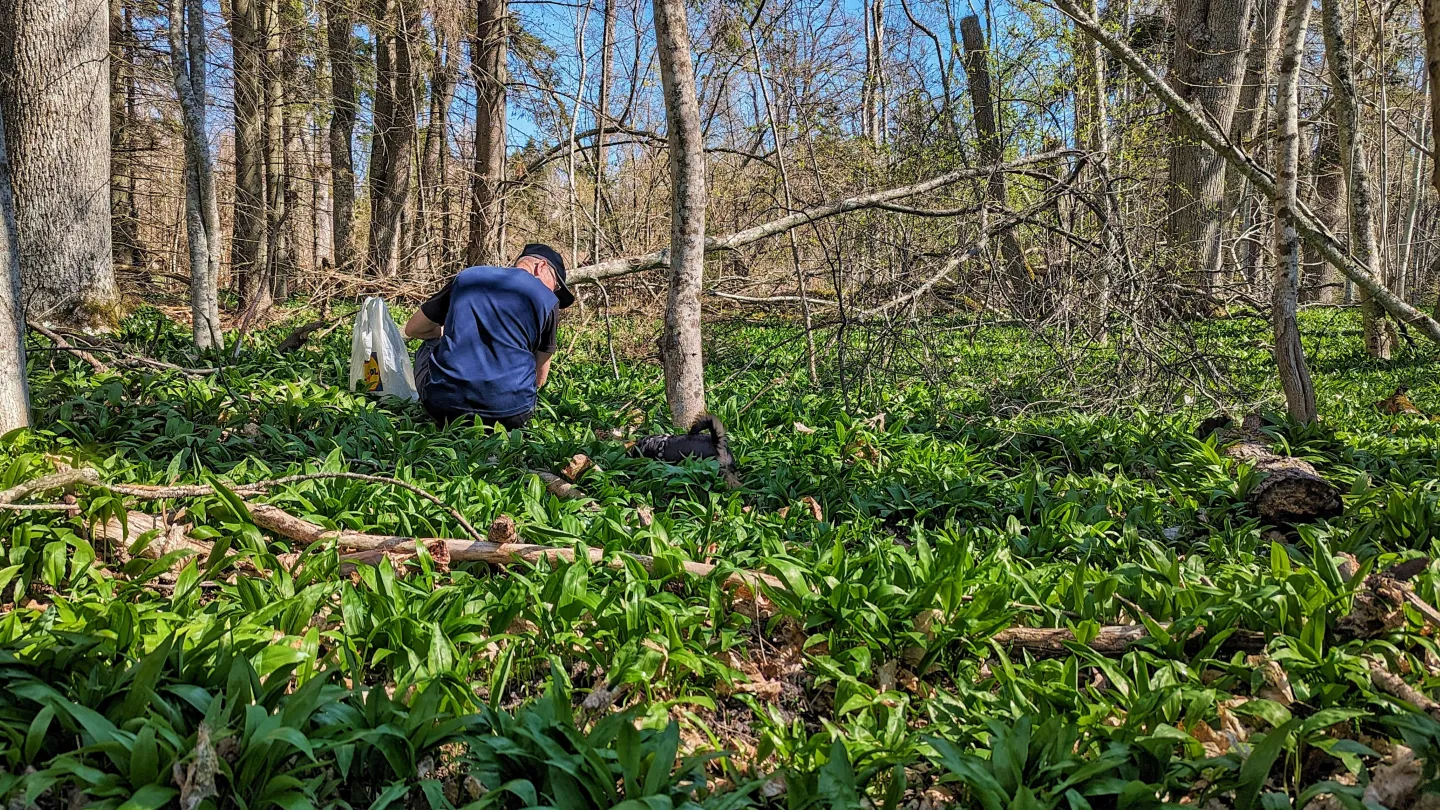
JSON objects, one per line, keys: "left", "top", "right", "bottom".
{"left": 404, "top": 244, "right": 575, "bottom": 428}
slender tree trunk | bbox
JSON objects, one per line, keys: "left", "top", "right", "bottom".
{"left": 467, "top": 0, "right": 508, "bottom": 266}
{"left": 653, "top": 0, "right": 707, "bottom": 427}
{"left": 1222, "top": 0, "right": 1284, "bottom": 284}
{"left": 262, "top": 0, "right": 288, "bottom": 293}
{"left": 168, "top": 0, "right": 223, "bottom": 349}
{"left": 1273, "top": 0, "right": 1317, "bottom": 422}
{"left": 0, "top": 0, "right": 119, "bottom": 328}
{"left": 278, "top": 0, "right": 303, "bottom": 295}
{"left": 110, "top": 0, "right": 140, "bottom": 270}
{"left": 591, "top": 0, "right": 615, "bottom": 262}
{"left": 231, "top": 0, "right": 271, "bottom": 314}
{"left": 1079, "top": 0, "right": 1119, "bottom": 340}
{"left": 1165, "top": 0, "right": 1255, "bottom": 308}
{"left": 960, "top": 15, "right": 1031, "bottom": 314}
{"left": 1423, "top": 0, "right": 1440, "bottom": 193}
{"left": 0, "top": 115, "right": 28, "bottom": 432}
{"left": 1305, "top": 121, "right": 1348, "bottom": 304}
{"left": 369, "top": 0, "right": 419, "bottom": 275}
{"left": 325, "top": 0, "right": 357, "bottom": 272}
{"left": 420, "top": 24, "right": 459, "bottom": 276}
{"left": 862, "top": 0, "right": 887, "bottom": 146}
{"left": 1321, "top": 0, "right": 1392, "bottom": 358}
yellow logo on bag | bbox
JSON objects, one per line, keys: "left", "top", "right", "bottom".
{"left": 363, "top": 353, "right": 383, "bottom": 392}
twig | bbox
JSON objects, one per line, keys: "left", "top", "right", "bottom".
{"left": 0, "top": 468, "right": 102, "bottom": 504}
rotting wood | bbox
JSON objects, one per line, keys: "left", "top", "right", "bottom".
{"left": 1201, "top": 414, "right": 1342, "bottom": 525}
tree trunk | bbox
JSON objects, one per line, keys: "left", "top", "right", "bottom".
{"left": 467, "top": 0, "right": 508, "bottom": 266}
{"left": 168, "top": 0, "right": 223, "bottom": 349}
{"left": 1305, "top": 120, "right": 1347, "bottom": 304}
{"left": 1321, "top": 0, "right": 1392, "bottom": 358}
{"left": 109, "top": 0, "right": 141, "bottom": 270}
{"left": 1209, "top": 415, "right": 1341, "bottom": 524}
{"left": 1165, "top": 0, "right": 1254, "bottom": 308}
{"left": 0, "top": 115, "right": 28, "bottom": 432}
{"left": 1423, "top": 0, "right": 1440, "bottom": 193}
{"left": 369, "top": 0, "right": 419, "bottom": 276}
{"left": 1272, "top": 0, "right": 1317, "bottom": 423}
{"left": 262, "top": 0, "right": 288, "bottom": 293}
{"left": 960, "top": 15, "right": 1032, "bottom": 314}
{"left": 653, "top": 0, "right": 707, "bottom": 427}
{"left": 1053, "top": 0, "right": 1440, "bottom": 346}
{"left": 591, "top": 0, "right": 616, "bottom": 262}
{"left": 0, "top": 0, "right": 119, "bottom": 329}
{"left": 231, "top": 0, "right": 271, "bottom": 314}
{"left": 1222, "top": 0, "right": 1284, "bottom": 285}
{"left": 1078, "top": 0, "right": 1119, "bottom": 340}
{"left": 325, "top": 0, "right": 357, "bottom": 273}
{"left": 862, "top": 0, "right": 886, "bottom": 146}
{"left": 420, "top": 22, "right": 459, "bottom": 277}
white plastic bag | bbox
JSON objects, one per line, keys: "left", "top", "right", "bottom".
{"left": 348, "top": 297, "right": 419, "bottom": 400}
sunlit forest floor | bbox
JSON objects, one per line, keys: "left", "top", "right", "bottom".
{"left": 2, "top": 306, "right": 1439, "bottom": 807}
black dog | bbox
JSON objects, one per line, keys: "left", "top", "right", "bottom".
{"left": 628, "top": 414, "right": 740, "bottom": 487}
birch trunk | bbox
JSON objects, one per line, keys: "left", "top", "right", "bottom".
{"left": 1053, "top": 0, "right": 1440, "bottom": 345}
{"left": 419, "top": 24, "right": 459, "bottom": 277}
{"left": 1078, "top": 0, "right": 1118, "bottom": 340}
{"left": 653, "top": 0, "right": 708, "bottom": 427}
{"left": 467, "top": 0, "right": 508, "bottom": 266}
{"left": 1273, "top": 0, "right": 1317, "bottom": 422}
{"left": 1321, "top": 0, "right": 1391, "bottom": 358}
{"left": 168, "top": 0, "right": 223, "bottom": 349}
{"left": 325, "top": 0, "right": 357, "bottom": 272}
{"left": 591, "top": 0, "right": 616, "bottom": 261}
{"left": 1165, "top": 0, "right": 1254, "bottom": 307}
{"left": 960, "top": 15, "right": 1032, "bottom": 314}
{"left": 0, "top": 115, "right": 28, "bottom": 432}
{"left": 0, "top": 0, "right": 119, "bottom": 328}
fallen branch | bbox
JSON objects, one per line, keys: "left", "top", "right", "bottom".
{"left": 531, "top": 469, "right": 593, "bottom": 503}
{"left": 0, "top": 468, "right": 101, "bottom": 505}
{"left": 1207, "top": 414, "right": 1343, "bottom": 525}
{"left": 991, "top": 623, "right": 1269, "bottom": 658}
{"left": 28, "top": 324, "right": 111, "bottom": 374}
{"left": 1368, "top": 655, "right": 1440, "bottom": 719}
{"left": 569, "top": 149, "right": 1079, "bottom": 283}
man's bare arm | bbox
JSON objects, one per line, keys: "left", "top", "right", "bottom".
{"left": 536, "top": 352, "right": 554, "bottom": 388}
{"left": 404, "top": 310, "right": 443, "bottom": 340}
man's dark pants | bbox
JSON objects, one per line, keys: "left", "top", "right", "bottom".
{"left": 414, "top": 340, "right": 532, "bottom": 430}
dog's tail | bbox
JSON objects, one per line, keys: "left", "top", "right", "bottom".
{"left": 690, "top": 414, "right": 739, "bottom": 487}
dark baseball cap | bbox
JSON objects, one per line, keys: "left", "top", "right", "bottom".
{"left": 518, "top": 243, "right": 575, "bottom": 309}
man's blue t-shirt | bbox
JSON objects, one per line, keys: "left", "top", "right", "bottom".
{"left": 418, "top": 266, "right": 559, "bottom": 418}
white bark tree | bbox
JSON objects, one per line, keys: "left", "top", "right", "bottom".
{"left": 0, "top": 0, "right": 119, "bottom": 328}
{"left": 1321, "top": 0, "right": 1392, "bottom": 358}
{"left": 1273, "top": 0, "right": 1317, "bottom": 422}
{"left": 652, "top": 0, "right": 707, "bottom": 427}
{"left": 168, "top": 0, "right": 223, "bottom": 350}
{"left": 0, "top": 114, "right": 28, "bottom": 432}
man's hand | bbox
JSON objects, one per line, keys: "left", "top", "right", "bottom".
{"left": 404, "top": 310, "right": 443, "bottom": 340}
{"left": 536, "top": 352, "right": 554, "bottom": 389}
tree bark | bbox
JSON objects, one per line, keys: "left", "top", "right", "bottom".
{"left": 1165, "top": 0, "right": 1255, "bottom": 307}
{"left": 324, "top": 0, "right": 357, "bottom": 273}
{"left": 862, "top": 0, "right": 887, "bottom": 146}
{"left": 590, "top": 0, "right": 616, "bottom": 262}
{"left": 1078, "top": 0, "right": 1119, "bottom": 340}
{"left": 653, "top": 0, "right": 707, "bottom": 428}
{"left": 420, "top": 21, "right": 459, "bottom": 277}
{"left": 960, "top": 15, "right": 1032, "bottom": 314}
{"left": 1321, "top": 0, "right": 1392, "bottom": 359}
{"left": 1222, "top": 0, "right": 1284, "bottom": 285}
{"left": 1422, "top": 0, "right": 1440, "bottom": 193}
{"left": 467, "top": 0, "right": 508, "bottom": 266}
{"left": 1052, "top": 0, "right": 1440, "bottom": 346}
{"left": 109, "top": 0, "right": 141, "bottom": 270}
{"left": 0, "top": 0, "right": 119, "bottom": 328}
{"left": 1305, "top": 121, "right": 1347, "bottom": 304}
{"left": 263, "top": 0, "right": 288, "bottom": 292}
{"left": 0, "top": 115, "right": 28, "bottom": 432}
{"left": 231, "top": 0, "right": 271, "bottom": 314}
{"left": 368, "top": 0, "right": 418, "bottom": 276}
{"left": 168, "top": 0, "right": 223, "bottom": 350}
{"left": 1272, "top": 0, "right": 1317, "bottom": 423}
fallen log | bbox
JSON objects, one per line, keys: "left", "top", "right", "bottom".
{"left": 1201, "top": 414, "right": 1342, "bottom": 525}
{"left": 1367, "top": 655, "right": 1440, "bottom": 719}
{"left": 991, "top": 623, "right": 1269, "bottom": 658}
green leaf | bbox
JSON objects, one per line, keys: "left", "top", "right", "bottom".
{"left": 1237, "top": 719, "right": 1299, "bottom": 810}
{"left": 117, "top": 785, "right": 179, "bottom": 810}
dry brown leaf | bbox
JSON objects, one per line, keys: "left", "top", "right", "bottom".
{"left": 876, "top": 660, "right": 898, "bottom": 693}
{"left": 1377, "top": 387, "right": 1424, "bottom": 416}
{"left": 1247, "top": 656, "right": 1295, "bottom": 706}
{"left": 173, "top": 722, "right": 219, "bottom": 810}
{"left": 800, "top": 496, "right": 823, "bottom": 521}
{"left": 635, "top": 504, "right": 654, "bottom": 527}
{"left": 425, "top": 539, "right": 451, "bottom": 573}
{"left": 793, "top": 422, "right": 816, "bottom": 434}
{"left": 561, "top": 453, "right": 598, "bottom": 481}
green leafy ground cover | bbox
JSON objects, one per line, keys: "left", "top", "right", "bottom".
{"left": 1, "top": 308, "right": 1439, "bottom": 808}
